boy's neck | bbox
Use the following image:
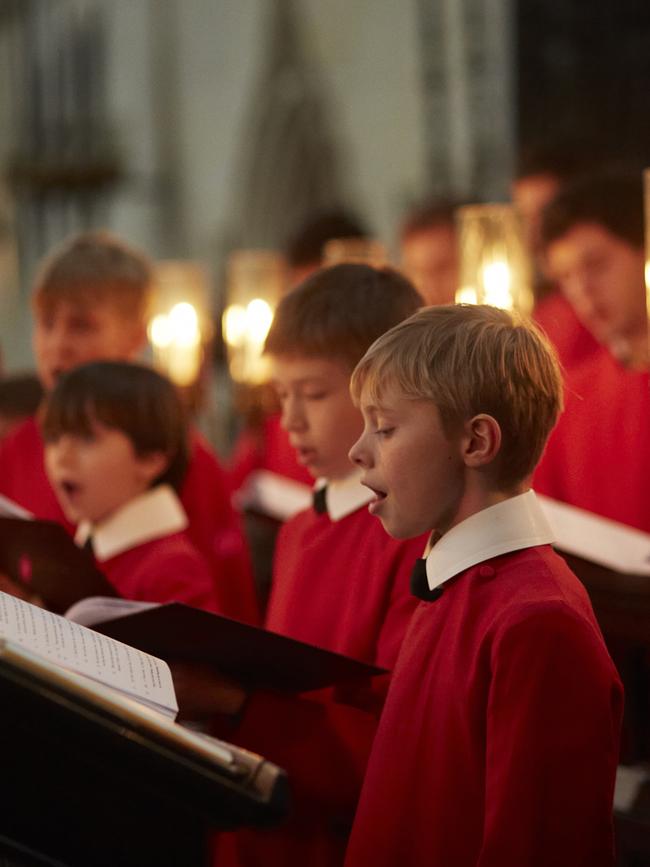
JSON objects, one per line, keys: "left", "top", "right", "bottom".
{"left": 438, "top": 479, "right": 528, "bottom": 539}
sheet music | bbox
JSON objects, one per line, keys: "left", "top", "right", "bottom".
{"left": 0, "top": 592, "right": 178, "bottom": 716}
{"left": 537, "top": 494, "right": 650, "bottom": 576}
{"left": 0, "top": 493, "right": 33, "bottom": 519}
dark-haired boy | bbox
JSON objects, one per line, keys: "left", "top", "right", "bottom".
{"left": 204, "top": 264, "right": 427, "bottom": 866}
{"left": 43, "top": 361, "right": 217, "bottom": 610}
{"left": 0, "top": 231, "right": 258, "bottom": 623}
{"left": 345, "top": 304, "right": 622, "bottom": 867}
{"left": 534, "top": 171, "right": 650, "bottom": 532}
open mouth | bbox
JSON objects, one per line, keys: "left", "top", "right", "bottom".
{"left": 59, "top": 480, "right": 81, "bottom": 498}
{"left": 295, "top": 446, "right": 317, "bottom": 465}
{"left": 363, "top": 482, "right": 387, "bottom": 511}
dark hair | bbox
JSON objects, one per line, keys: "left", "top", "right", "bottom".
{"left": 540, "top": 171, "right": 644, "bottom": 251}
{"left": 32, "top": 230, "right": 153, "bottom": 324}
{"left": 264, "top": 263, "right": 423, "bottom": 369}
{"left": 0, "top": 373, "right": 44, "bottom": 421}
{"left": 40, "top": 362, "right": 189, "bottom": 491}
{"left": 400, "top": 199, "right": 462, "bottom": 241}
{"left": 514, "top": 139, "right": 599, "bottom": 184}
{"left": 284, "top": 209, "right": 369, "bottom": 268}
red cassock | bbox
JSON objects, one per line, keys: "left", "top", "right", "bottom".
{"left": 228, "top": 413, "right": 313, "bottom": 493}
{"left": 344, "top": 546, "right": 623, "bottom": 867}
{"left": 0, "top": 417, "right": 259, "bottom": 623}
{"left": 534, "top": 346, "right": 650, "bottom": 532}
{"left": 533, "top": 291, "right": 599, "bottom": 372}
{"left": 213, "top": 505, "right": 428, "bottom": 867}
{"left": 98, "top": 532, "right": 219, "bottom": 612}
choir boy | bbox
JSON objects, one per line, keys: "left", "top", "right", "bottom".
{"left": 195, "top": 264, "right": 427, "bottom": 867}
{"left": 534, "top": 171, "right": 650, "bottom": 532}
{"left": 344, "top": 303, "right": 622, "bottom": 867}
{"left": 0, "top": 231, "right": 258, "bottom": 623}
{"left": 43, "top": 361, "right": 218, "bottom": 611}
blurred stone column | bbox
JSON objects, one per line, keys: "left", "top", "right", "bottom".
{"left": 416, "top": 0, "right": 516, "bottom": 200}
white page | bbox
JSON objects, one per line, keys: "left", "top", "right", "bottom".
{"left": 0, "top": 493, "right": 33, "bottom": 519}
{"left": 237, "top": 470, "right": 312, "bottom": 521}
{"left": 65, "top": 596, "right": 159, "bottom": 627}
{"left": 537, "top": 493, "right": 650, "bottom": 576}
{"left": 0, "top": 592, "right": 178, "bottom": 717}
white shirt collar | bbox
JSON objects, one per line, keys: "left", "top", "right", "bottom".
{"left": 75, "top": 484, "right": 188, "bottom": 562}
{"left": 425, "top": 490, "right": 555, "bottom": 591}
{"left": 314, "top": 470, "right": 374, "bottom": 522}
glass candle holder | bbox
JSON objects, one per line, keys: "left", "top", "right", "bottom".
{"left": 455, "top": 203, "right": 533, "bottom": 315}
{"left": 148, "top": 261, "right": 210, "bottom": 387}
{"left": 222, "top": 250, "right": 287, "bottom": 385}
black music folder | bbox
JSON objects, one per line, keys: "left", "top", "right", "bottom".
{"left": 0, "top": 516, "right": 116, "bottom": 613}
{"left": 0, "top": 639, "right": 288, "bottom": 867}
{"left": 92, "top": 602, "right": 387, "bottom": 693}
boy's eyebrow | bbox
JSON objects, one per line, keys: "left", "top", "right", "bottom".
{"left": 361, "top": 402, "right": 394, "bottom": 418}
{"left": 270, "top": 376, "right": 328, "bottom": 387}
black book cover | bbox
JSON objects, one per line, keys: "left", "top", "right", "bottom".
{"left": 0, "top": 516, "right": 117, "bottom": 614}
{"left": 93, "top": 602, "right": 387, "bottom": 693}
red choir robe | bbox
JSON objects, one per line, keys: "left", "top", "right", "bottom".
{"left": 228, "top": 413, "right": 312, "bottom": 493}
{"left": 534, "top": 346, "right": 650, "bottom": 533}
{"left": 0, "top": 417, "right": 258, "bottom": 623}
{"left": 214, "top": 473, "right": 427, "bottom": 867}
{"left": 345, "top": 493, "right": 622, "bottom": 867}
{"left": 533, "top": 290, "right": 599, "bottom": 371}
{"left": 75, "top": 485, "right": 218, "bottom": 612}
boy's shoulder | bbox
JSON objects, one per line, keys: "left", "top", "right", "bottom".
{"left": 0, "top": 414, "right": 41, "bottom": 456}
{"left": 452, "top": 544, "right": 601, "bottom": 641}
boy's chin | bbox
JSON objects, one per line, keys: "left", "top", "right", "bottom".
{"left": 376, "top": 514, "right": 422, "bottom": 540}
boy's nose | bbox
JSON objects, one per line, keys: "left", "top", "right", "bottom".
{"left": 348, "top": 430, "right": 370, "bottom": 468}
{"left": 42, "top": 324, "right": 77, "bottom": 364}
{"left": 280, "top": 395, "right": 307, "bottom": 432}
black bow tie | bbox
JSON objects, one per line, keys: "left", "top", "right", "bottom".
{"left": 312, "top": 486, "right": 328, "bottom": 515}
{"left": 410, "top": 558, "right": 444, "bottom": 602}
{"left": 81, "top": 535, "right": 95, "bottom": 558}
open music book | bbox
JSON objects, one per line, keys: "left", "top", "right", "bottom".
{"left": 536, "top": 494, "right": 650, "bottom": 576}
{"left": 235, "top": 469, "right": 312, "bottom": 521}
{"left": 0, "top": 591, "right": 178, "bottom": 718}
{"left": 66, "top": 597, "right": 387, "bottom": 693}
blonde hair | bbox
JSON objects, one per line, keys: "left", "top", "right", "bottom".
{"left": 351, "top": 304, "right": 563, "bottom": 488}
{"left": 32, "top": 230, "right": 154, "bottom": 325}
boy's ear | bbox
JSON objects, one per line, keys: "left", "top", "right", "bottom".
{"left": 460, "top": 414, "right": 502, "bottom": 469}
{"left": 137, "top": 450, "right": 170, "bottom": 486}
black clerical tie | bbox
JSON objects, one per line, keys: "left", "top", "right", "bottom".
{"left": 410, "top": 558, "right": 444, "bottom": 602}
{"left": 82, "top": 535, "right": 95, "bottom": 558}
{"left": 312, "top": 486, "right": 328, "bottom": 515}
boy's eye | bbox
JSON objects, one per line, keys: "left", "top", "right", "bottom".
{"left": 70, "top": 316, "right": 97, "bottom": 334}
{"left": 303, "top": 391, "right": 327, "bottom": 401}
{"left": 374, "top": 427, "right": 395, "bottom": 438}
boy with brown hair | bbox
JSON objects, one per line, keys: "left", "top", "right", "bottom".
{"left": 0, "top": 230, "right": 258, "bottom": 623}
{"left": 534, "top": 171, "right": 650, "bottom": 533}
{"left": 345, "top": 304, "right": 623, "bottom": 867}
{"left": 42, "top": 361, "right": 218, "bottom": 611}
{"left": 199, "top": 264, "right": 427, "bottom": 866}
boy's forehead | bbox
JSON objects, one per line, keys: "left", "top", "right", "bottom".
{"left": 35, "top": 293, "right": 128, "bottom": 322}
{"left": 357, "top": 375, "right": 402, "bottom": 411}
{"left": 269, "top": 353, "right": 353, "bottom": 382}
